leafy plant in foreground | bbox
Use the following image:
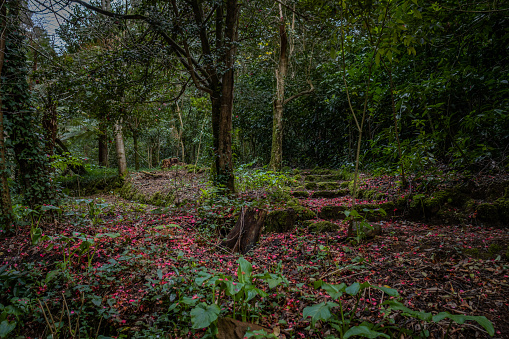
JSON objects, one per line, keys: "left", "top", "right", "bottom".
{"left": 303, "top": 280, "right": 494, "bottom": 338}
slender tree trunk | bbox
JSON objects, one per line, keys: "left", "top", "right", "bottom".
{"left": 98, "top": 121, "right": 108, "bottom": 166}
{"left": 42, "top": 91, "right": 58, "bottom": 156}
{"left": 0, "top": 1, "right": 13, "bottom": 228}
{"left": 210, "top": 0, "right": 237, "bottom": 193}
{"left": 386, "top": 64, "right": 406, "bottom": 186}
{"left": 156, "top": 135, "right": 160, "bottom": 166}
{"left": 269, "top": 6, "right": 288, "bottom": 172}
{"left": 133, "top": 131, "right": 139, "bottom": 170}
{"left": 114, "top": 121, "right": 127, "bottom": 176}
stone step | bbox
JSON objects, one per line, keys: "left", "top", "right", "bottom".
{"left": 305, "top": 174, "right": 347, "bottom": 182}
{"left": 305, "top": 181, "right": 343, "bottom": 190}
{"left": 311, "top": 190, "right": 349, "bottom": 198}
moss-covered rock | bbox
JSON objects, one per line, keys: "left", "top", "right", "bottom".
{"left": 307, "top": 221, "right": 339, "bottom": 233}
{"left": 293, "top": 206, "right": 317, "bottom": 220}
{"left": 476, "top": 203, "right": 499, "bottom": 222}
{"left": 311, "top": 190, "right": 349, "bottom": 198}
{"left": 495, "top": 198, "right": 509, "bottom": 220}
{"left": 317, "top": 182, "right": 341, "bottom": 190}
{"left": 305, "top": 182, "right": 318, "bottom": 190}
{"left": 264, "top": 206, "right": 316, "bottom": 233}
{"left": 292, "top": 190, "right": 310, "bottom": 198}
{"left": 309, "top": 168, "right": 333, "bottom": 175}
{"left": 319, "top": 205, "right": 348, "bottom": 220}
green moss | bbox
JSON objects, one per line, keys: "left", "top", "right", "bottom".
{"left": 291, "top": 190, "right": 310, "bottom": 198}
{"left": 477, "top": 203, "right": 499, "bottom": 222}
{"left": 307, "top": 221, "right": 339, "bottom": 233}
{"left": 265, "top": 206, "right": 316, "bottom": 233}
{"left": 495, "top": 198, "right": 509, "bottom": 220}
{"left": 293, "top": 206, "right": 316, "bottom": 220}
{"left": 311, "top": 190, "right": 349, "bottom": 198}
{"left": 319, "top": 205, "right": 347, "bottom": 220}
{"left": 488, "top": 243, "right": 502, "bottom": 256}
{"left": 305, "top": 182, "right": 318, "bottom": 190}
{"left": 265, "top": 210, "right": 295, "bottom": 233}
{"left": 310, "top": 169, "right": 333, "bottom": 175}
{"left": 463, "top": 247, "right": 481, "bottom": 258}
{"left": 317, "top": 182, "right": 341, "bottom": 190}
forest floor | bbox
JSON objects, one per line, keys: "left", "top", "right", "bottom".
{"left": 1, "top": 168, "right": 508, "bottom": 338}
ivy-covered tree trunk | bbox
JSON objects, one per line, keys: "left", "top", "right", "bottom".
{"left": 0, "top": 1, "right": 13, "bottom": 229}
{"left": 2, "top": 0, "right": 54, "bottom": 208}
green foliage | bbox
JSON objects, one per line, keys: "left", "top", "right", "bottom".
{"left": 1, "top": 3, "right": 55, "bottom": 212}
{"left": 304, "top": 280, "right": 494, "bottom": 338}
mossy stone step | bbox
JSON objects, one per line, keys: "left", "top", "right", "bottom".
{"left": 305, "top": 174, "right": 346, "bottom": 182}
{"left": 305, "top": 220, "right": 340, "bottom": 232}
{"left": 319, "top": 202, "right": 395, "bottom": 221}
{"left": 311, "top": 190, "right": 349, "bottom": 198}
{"left": 264, "top": 206, "right": 317, "bottom": 233}
{"left": 291, "top": 191, "right": 310, "bottom": 198}
{"left": 305, "top": 181, "right": 342, "bottom": 190}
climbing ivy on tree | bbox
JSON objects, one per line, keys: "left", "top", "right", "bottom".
{"left": 1, "top": 1, "right": 55, "bottom": 210}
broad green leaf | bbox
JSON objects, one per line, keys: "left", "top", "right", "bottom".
{"left": 182, "top": 296, "right": 200, "bottom": 306}
{"left": 372, "top": 285, "right": 399, "bottom": 297}
{"left": 190, "top": 303, "right": 220, "bottom": 329}
{"left": 45, "top": 269, "right": 60, "bottom": 283}
{"left": 344, "top": 325, "right": 390, "bottom": 339}
{"left": 237, "top": 257, "right": 253, "bottom": 284}
{"left": 303, "top": 302, "right": 338, "bottom": 327}
{"left": 322, "top": 283, "right": 346, "bottom": 300}
{"left": 385, "top": 300, "right": 431, "bottom": 321}
{"left": 432, "top": 313, "right": 494, "bottom": 336}
{"left": 0, "top": 320, "right": 16, "bottom": 338}
{"left": 345, "top": 282, "right": 361, "bottom": 296}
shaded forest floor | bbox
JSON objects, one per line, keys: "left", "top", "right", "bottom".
{"left": 1, "top": 168, "right": 508, "bottom": 338}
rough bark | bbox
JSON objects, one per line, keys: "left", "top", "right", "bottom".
{"left": 0, "top": 1, "right": 13, "bottom": 228}
{"left": 98, "top": 121, "right": 108, "bottom": 166}
{"left": 221, "top": 207, "right": 267, "bottom": 254}
{"left": 133, "top": 131, "right": 139, "bottom": 170}
{"left": 269, "top": 11, "right": 288, "bottom": 172}
{"left": 269, "top": 6, "right": 313, "bottom": 171}
{"left": 42, "top": 91, "right": 57, "bottom": 156}
{"left": 114, "top": 121, "right": 127, "bottom": 176}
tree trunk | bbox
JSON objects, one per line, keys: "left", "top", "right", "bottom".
{"left": 221, "top": 207, "right": 267, "bottom": 254}
{"left": 269, "top": 8, "right": 288, "bottom": 172}
{"left": 42, "top": 91, "right": 57, "bottom": 156}
{"left": 210, "top": 0, "right": 237, "bottom": 193}
{"left": 133, "top": 131, "right": 140, "bottom": 170}
{"left": 98, "top": 121, "right": 108, "bottom": 166}
{"left": 0, "top": 1, "right": 13, "bottom": 229}
{"left": 4, "top": 0, "right": 54, "bottom": 208}
{"left": 114, "top": 121, "right": 127, "bottom": 176}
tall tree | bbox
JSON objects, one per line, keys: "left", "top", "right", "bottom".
{"left": 69, "top": 0, "right": 240, "bottom": 192}
{"left": 269, "top": 2, "right": 314, "bottom": 171}
{"left": 0, "top": 0, "right": 13, "bottom": 229}
{"left": 2, "top": 0, "right": 54, "bottom": 208}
